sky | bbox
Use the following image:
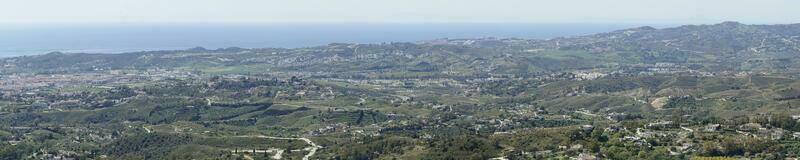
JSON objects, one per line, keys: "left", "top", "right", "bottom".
{"left": 1, "top": 0, "right": 799, "bottom": 24}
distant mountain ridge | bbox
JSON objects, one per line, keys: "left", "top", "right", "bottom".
{"left": 548, "top": 21, "right": 800, "bottom": 55}
{"left": 3, "top": 22, "right": 800, "bottom": 75}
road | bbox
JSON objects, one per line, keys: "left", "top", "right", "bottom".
{"left": 142, "top": 126, "right": 152, "bottom": 133}
{"left": 233, "top": 135, "right": 322, "bottom": 160}
{"left": 357, "top": 98, "right": 366, "bottom": 105}
{"left": 680, "top": 126, "right": 693, "bottom": 132}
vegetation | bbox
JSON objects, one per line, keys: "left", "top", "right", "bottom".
{"left": 2, "top": 22, "right": 800, "bottom": 159}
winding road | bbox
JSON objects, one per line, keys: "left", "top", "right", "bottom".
{"left": 233, "top": 135, "right": 322, "bottom": 160}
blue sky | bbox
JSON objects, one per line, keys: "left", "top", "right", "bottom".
{"left": 1, "top": 0, "right": 799, "bottom": 24}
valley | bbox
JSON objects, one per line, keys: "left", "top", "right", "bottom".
{"left": 2, "top": 22, "right": 800, "bottom": 159}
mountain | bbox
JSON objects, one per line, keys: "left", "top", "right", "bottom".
{"left": 550, "top": 22, "right": 800, "bottom": 57}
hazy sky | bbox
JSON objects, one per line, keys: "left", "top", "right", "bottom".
{"left": 1, "top": 0, "right": 799, "bottom": 24}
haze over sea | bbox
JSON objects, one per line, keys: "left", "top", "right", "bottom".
{"left": 0, "top": 23, "right": 666, "bottom": 57}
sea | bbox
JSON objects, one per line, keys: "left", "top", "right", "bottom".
{"left": 0, "top": 23, "right": 667, "bottom": 57}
